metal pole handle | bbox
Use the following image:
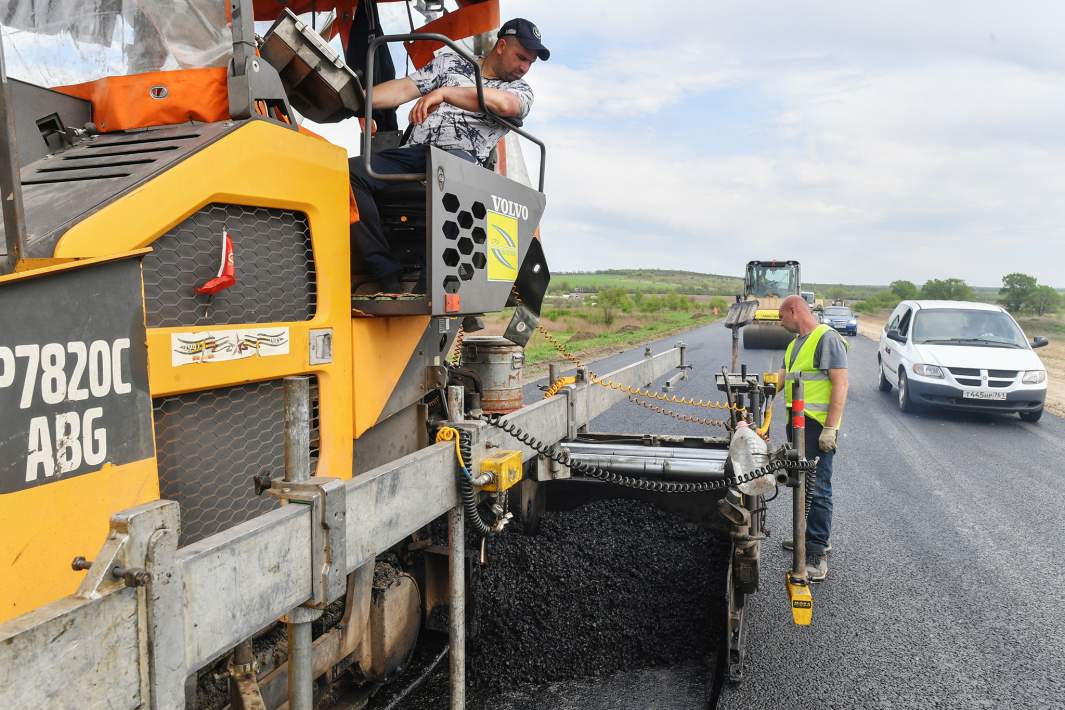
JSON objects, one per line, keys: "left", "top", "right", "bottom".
{"left": 790, "top": 375, "right": 807, "bottom": 579}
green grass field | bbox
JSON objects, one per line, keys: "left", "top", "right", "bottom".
{"left": 1018, "top": 315, "right": 1065, "bottom": 338}
{"left": 546, "top": 268, "right": 982, "bottom": 302}
{"left": 482, "top": 302, "right": 720, "bottom": 370}
{"left": 548, "top": 270, "right": 741, "bottom": 295}
{"left": 522, "top": 310, "right": 717, "bottom": 367}
{"left": 549, "top": 269, "right": 1038, "bottom": 305}
{"left": 492, "top": 269, "right": 1064, "bottom": 371}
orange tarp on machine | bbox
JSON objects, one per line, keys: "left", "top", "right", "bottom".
{"left": 53, "top": 68, "right": 229, "bottom": 133}
{"left": 404, "top": 1, "right": 499, "bottom": 69}
{"left": 252, "top": 0, "right": 498, "bottom": 66}
{"left": 52, "top": 1, "right": 499, "bottom": 134}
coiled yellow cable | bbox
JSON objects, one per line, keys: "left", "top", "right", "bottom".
{"left": 756, "top": 405, "right": 773, "bottom": 438}
{"left": 435, "top": 426, "right": 466, "bottom": 470}
{"left": 543, "top": 375, "right": 577, "bottom": 399}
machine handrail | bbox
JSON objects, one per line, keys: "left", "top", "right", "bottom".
{"left": 362, "top": 33, "right": 546, "bottom": 192}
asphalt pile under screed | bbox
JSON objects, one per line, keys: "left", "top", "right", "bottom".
{"left": 396, "top": 497, "right": 728, "bottom": 708}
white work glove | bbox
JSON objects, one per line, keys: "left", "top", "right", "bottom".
{"left": 818, "top": 426, "right": 838, "bottom": 453}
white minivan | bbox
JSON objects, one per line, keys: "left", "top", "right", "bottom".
{"left": 876, "top": 300, "right": 1049, "bottom": 422}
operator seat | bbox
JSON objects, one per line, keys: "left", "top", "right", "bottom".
{"left": 362, "top": 140, "right": 498, "bottom": 292}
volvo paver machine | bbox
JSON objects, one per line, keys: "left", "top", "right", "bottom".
{"left": 0, "top": 2, "right": 818, "bottom": 706}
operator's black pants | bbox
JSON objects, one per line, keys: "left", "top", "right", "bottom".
{"left": 785, "top": 415, "right": 835, "bottom": 558}
{"left": 348, "top": 145, "right": 476, "bottom": 280}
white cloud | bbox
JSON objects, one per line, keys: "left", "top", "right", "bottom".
{"left": 310, "top": 1, "right": 1065, "bottom": 288}
{"left": 530, "top": 43, "right": 744, "bottom": 120}
{"left": 498, "top": 0, "right": 1065, "bottom": 287}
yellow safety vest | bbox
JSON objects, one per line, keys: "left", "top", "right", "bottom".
{"left": 784, "top": 324, "right": 845, "bottom": 426}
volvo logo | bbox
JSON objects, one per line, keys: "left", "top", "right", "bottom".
{"left": 490, "top": 195, "right": 528, "bottom": 221}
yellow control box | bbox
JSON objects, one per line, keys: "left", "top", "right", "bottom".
{"left": 763, "top": 372, "right": 780, "bottom": 386}
{"left": 479, "top": 450, "right": 523, "bottom": 492}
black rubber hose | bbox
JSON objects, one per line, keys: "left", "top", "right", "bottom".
{"left": 458, "top": 429, "right": 492, "bottom": 536}
{"left": 461, "top": 475, "right": 491, "bottom": 536}
{"left": 804, "top": 468, "right": 816, "bottom": 517}
{"left": 378, "top": 642, "right": 449, "bottom": 710}
{"left": 477, "top": 413, "right": 811, "bottom": 494}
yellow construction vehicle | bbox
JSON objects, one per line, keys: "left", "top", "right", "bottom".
{"left": 0, "top": 3, "right": 820, "bottom": 706}
{"left": 741, "top": 259, "right": 802, "bottom": 349}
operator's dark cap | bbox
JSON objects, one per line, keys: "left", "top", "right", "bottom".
{"left": 498, "top": 18, "right": 550, "bottom": 61}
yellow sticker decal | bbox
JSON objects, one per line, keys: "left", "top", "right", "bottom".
{"left": 486, "top": 210, "right": 519, "bottom": 282}
{"left": 170, "top": 327, "right": 290, "bottom": 366}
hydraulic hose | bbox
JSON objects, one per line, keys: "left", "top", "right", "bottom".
{"left": 477, "top": 413, "right": 813, "bottom": 494}
{"left": 435, "top": 426, "right": 492, "bottom": 536}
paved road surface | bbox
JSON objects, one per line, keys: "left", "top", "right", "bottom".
{"left": 512, "top": 321, "right": 1065, "bottom": 709}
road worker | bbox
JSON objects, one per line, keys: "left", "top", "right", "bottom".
{"left": 777, "top": 294, "right": 849, "bottom": 581}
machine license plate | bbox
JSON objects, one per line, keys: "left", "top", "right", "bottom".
{"left": 962, "top": 390, "right": 1007, "bottom": 400}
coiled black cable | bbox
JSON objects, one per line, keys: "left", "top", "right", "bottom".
{"left": 456, "top": 429, "right": 492, "bottom": 536}
{"left": 477, "top": 413, "right": 815, "bottom": 494}
{"left": 804, "top": 467, "right": 817, "bottom": 517}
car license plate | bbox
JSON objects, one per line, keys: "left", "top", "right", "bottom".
{"left": 962, "top": 390, "right": 1007, "bottom": 401}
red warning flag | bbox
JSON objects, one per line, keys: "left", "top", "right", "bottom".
{"left": 196, "top": 228, "right": 237, "bottom": 295}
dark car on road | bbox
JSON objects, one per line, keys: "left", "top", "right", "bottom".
{"left": 821, "top": 306, "right": 858, "bottom": 336}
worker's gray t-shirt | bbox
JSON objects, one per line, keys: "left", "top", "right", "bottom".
{"left": 407, "top": 52, "right": 534, "bottom": 166}
{"left": 784, "top": 328, "right": 849, "bottom": 371}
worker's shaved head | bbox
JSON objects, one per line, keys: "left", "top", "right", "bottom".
{"left": 780, "top": 295, "right": 817, "bottom": 334}
{"left": 780, "top": 295, "right": 810, "bottom": 316}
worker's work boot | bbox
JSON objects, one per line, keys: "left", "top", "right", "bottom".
{"left": 378, "top": 272, "right": 403, "bottom": 295}
{"left": 782, "top": 540, "right": 832, "bottom": 553}
{"left": 806, "top": 553, "right": 828, "bottom": 582}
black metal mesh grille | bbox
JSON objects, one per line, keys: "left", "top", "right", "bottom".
{"left": 142, "top": 203, "right": 316, "bottom": 327}
{"left": 154, "top": 378, "right": 320, "bottom": 545}
{"left": 439, "top": 193, "right": 487, "bottom": 294}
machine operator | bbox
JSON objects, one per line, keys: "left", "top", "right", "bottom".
{"left": 777, "top": 294, "right": 850, "bottom": 582}
{"left": 350, "top": 18, "right": 549, "bottom": 294}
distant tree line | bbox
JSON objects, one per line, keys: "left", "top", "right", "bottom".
{"left": 853, "top": 273, "right": 1061, "bottom": 316}
{"left": 998, "top": 273, "right": 1062, "bottom": 316}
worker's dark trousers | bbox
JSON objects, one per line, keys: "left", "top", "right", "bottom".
{"left": 349, "top": 145, "right": 476, "bottom": 280}
{"left": 785, "top": 416, "right": 834, "bottom": 559}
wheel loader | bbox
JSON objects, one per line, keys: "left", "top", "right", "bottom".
{"left": 0, "top": 3, "right": 819, "bottom": 707}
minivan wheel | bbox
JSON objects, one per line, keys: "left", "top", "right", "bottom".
{"left": 897, "top": 370, "right": 915, "bottom": 413}
{"left": 878, "top": 360, "right": 892, "bottom": 392}
{"left": 1019, "top": 407, "right": 1043, "bottom": 423}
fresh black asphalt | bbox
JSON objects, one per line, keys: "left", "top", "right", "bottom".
{"left": 512, "top": 321, "right": 1065, "bottom": 709}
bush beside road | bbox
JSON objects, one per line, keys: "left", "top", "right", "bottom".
{"left": 855, "top": 311, "right": 1065, "bottom": 418}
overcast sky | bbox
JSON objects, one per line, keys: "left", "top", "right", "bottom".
{"left": 4, "top": 2, "right": 1063, "bottom": 286}
{"left": 335, "top": 1, "right": 1064, "bottom": 288}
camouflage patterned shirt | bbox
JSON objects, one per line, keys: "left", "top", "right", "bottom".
{"left": 407, "top": 52, "right": 534, "bottom": 166}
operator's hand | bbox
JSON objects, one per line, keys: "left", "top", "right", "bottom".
{"left": 408, "top": 89, "right": 446, "bottom": 125}
{"left": 818, "top": 426, "right": 838, "bottom": 452}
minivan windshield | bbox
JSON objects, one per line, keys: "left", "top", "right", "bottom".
{"left": 912, "top": 308, "right": 1028, "bottom": 348}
